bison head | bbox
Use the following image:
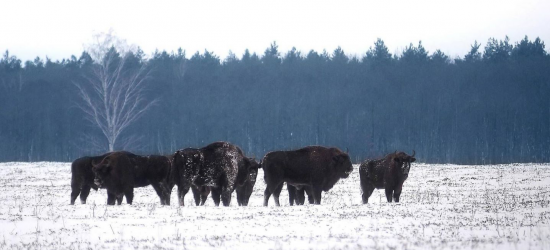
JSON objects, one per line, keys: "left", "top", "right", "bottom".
{"left": 393, "top": 150, "right": 416, "bottom": 175}
{"left": 246, "top": 157, "right": 261, "bottom": 184}
{"left": 333, "top": 152, "right": 353, "bottom": 178}
{"left": 236, "top": 157, "right": 261, "bottom": 187}
{"left": 92, "top": 156, "right": 113, "bottom": 188}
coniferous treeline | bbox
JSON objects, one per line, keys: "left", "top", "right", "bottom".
{"left": 0, "top": 36, "right": 549, "bottom": 164}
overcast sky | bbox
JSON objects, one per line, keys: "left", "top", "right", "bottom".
{"left": 2, "top": 0, "right": 549, "bottom": 62}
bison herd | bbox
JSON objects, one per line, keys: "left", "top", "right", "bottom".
{"left": 70, "top": 141, "right": 416, "bottom": 206}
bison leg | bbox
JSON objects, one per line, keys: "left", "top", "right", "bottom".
{"left": 211, "top": 187, "right": 222, "bottom": 206}
{"left": 177, "top": 185, "right": 190, "bottom": 206}
{"left": 243, "top": 186, "right": 252, "bottom": 206}
{"left": 124, "top": 188, "right": 134, "bottom": 205}
{"left": 236, "top": 186, "right": 245, "bottom": 206}
{"left": 272, "top": 183, "right": 284, "bottom": 207}
{"left": 312, "top": 187, "right": 322, "bottom": 205}
{"left": 238, "top": 185, "right": 253, "bottom": 206}
{"left": 163, "top": 182, "right": 174, "bottom": 206}
{"left": 70, "top": 179, "right": 83, "bottom": 205}
{"left": 296, "top": 187, "right": 306, "bottom": 205}
{"left": 305, "top": 187, "right": 314, "bottom": 204}
{"left": 221, "top": 190, "right": 232, "bottom": 207}
{"left": 116, "top": 194, "right": 123, "bottom": 205}
{"left": 263, "top": 181, "right": 283, "bottom": 206}
{"left": 263, "top": 187, "right": 272, "bottom": 206}
{"left": 393, "top": 185, "right": 403, "bottom": 203}
{"left": 80, "top": 185, "right": 92, "bottom": 204}
{"left": 161, "top": 184, "right": 172, "bottom": 206}
{"left": 191, "top": 185, "right": 201, "bottom": 206}
{"left": 70, "top": 190, "right": 80, "bottom": 205}
{"left": 151, "top": 183, "right": 167, "bottom": 205}
{"left": 385, "top": 188, "right": 393, "bottom": 203}
{"left": 107, "top": 192, "right": 116, "bottom": 206}
{"left": 297, "top": 186, "right": 314, "bottom": 205}
{"left": 361, "top": 185, "right": 375, "bottom": 204}
{"left": 200, "top": 187, "right": 210, "bottom": 205}
{"left": 287, "top": 184, "right": 297, "bottom": 206}
{"left": 393, "top": 193, "right": 401, "bottom": 203}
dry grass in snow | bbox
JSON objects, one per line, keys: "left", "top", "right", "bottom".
{"left": 0, "top": 162, "right": 549, "bottom": 249}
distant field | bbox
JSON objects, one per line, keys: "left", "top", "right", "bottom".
{"left": 0, "top": 162, "right": 549, "bottom": 249}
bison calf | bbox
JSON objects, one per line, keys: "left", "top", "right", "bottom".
{"left": 359, "top": 151, "right": 416, "bottom": 203}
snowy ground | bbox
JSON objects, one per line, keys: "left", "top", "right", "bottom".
{"left": 0, "top": 162, "right": 549, "bottom": 249}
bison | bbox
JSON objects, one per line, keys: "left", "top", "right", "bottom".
{"left": 359, "top": 151, "right": 416, "bottom": 203}
{"left": 171, "top": 141, "right": 253, "bottom": 207}
{"left": 70, "top": 153, "right": 111, "bottom": 205}
{"left": 235, "top": 157, "right": 261, "bottom": 206}
{"left": 177, "top": 157, "right": 259, "bottom": 207}
{"left": 262, "top": 146, "right": 353, "bottom": 206}
{"left": 170, "top": 147, "right": 205, "bottom": 206}
{"left": 92, "top": 151, "right": 172, "bottom": 205}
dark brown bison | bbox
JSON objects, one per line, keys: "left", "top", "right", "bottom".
{"left": 92, "top": 151, "right": 172, "bottom": 205}
{"left": 171, "top": 142, "right": 252, "bottom": 207}
{"left": 70, "top": 153, "right": 110, "bottom": 205}
{"left": 359, "top": 151, "right": 416, "bottom": 203}
{"left": 262, "top": 146, "right": 353, "bottom": 206}
{"left": 176, "top": 157, "right": 259, "bottom": 207}
{"left": 170, "top": 147, "right": 204, "bottom": 206}
{"left": 235, "top": 157, "right": 261, "bottom": 206}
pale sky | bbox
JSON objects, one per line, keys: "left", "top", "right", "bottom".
{"left": 2, "top": 0, "right": 549, "bottom": 62}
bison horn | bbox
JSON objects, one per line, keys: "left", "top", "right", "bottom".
{"left": 411, "top": 150, "right": 416, "bottom": 157}
{"left": 346, "top": 148, "right": 349, "bottom": 154}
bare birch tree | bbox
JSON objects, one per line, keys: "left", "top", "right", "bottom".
{"left": 75, "top": 30, "right": 156, "bottom": 152}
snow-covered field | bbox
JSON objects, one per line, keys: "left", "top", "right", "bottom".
{"left": 0, "top": 162, "right": 549, "bottom": 249}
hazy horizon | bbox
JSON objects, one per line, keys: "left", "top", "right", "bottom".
{"left": 2, "top": 0, "right": 549, "bottom": 62}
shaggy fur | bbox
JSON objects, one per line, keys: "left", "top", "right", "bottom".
{"left": 359, "top": 151, "right": 416, "bottom": 203}
{"left": 171, "top": 142, "right": 252, "bottom": 207}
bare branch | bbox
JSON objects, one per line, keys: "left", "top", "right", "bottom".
{"left": 74, "top": 133, "right": 107, "bottom": 153}
{"left": 75, "top": 31, "right": 155, "bottom": 152}
{"left": 119, "top": 135, "right": 146, "bottom": 152}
